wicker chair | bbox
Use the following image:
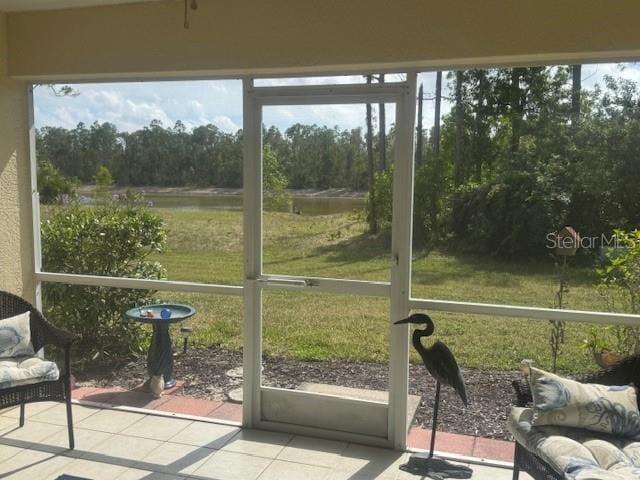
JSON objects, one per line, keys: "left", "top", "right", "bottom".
{"left": 511, "top": 354, "right": 640, "bottom": 480}
{"left": 0, "top": 290, "right": 79, "bottom": 449}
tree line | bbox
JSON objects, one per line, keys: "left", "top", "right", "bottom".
{"left": 36, "top": 120, "right": 378, "bottom": 192}
{"left": 406, "top": 65, "right": 640, "bottom": 255}
{"left": 37, "top": 65, "right": 640, "bottom": 256}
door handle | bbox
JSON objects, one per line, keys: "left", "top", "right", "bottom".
{"left": 260, "top": 278, "right": 307, "bottom": 288}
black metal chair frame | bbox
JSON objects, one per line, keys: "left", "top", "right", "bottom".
{"left": 511, "top": 354, "right": 640, "bottom": 480}
{"left": 0, "top": 290, "right": 79, "bottom": 449}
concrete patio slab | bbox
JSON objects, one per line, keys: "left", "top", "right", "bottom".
{"left": 208, "top": 401, "right": 242, "bottom": 422}
{"left": 0, "top": 403, "right": 524, "bottom": 480}
{"left": 70, "top": 384, "right": 517, "bottom": 463}
{"left": 31, "top": 403, "right": 99, "bottom": 426}
{"left": 120, "top": 414, "right": 193, "bottom": 441}
{"left": 221, "top": 428, "right": 292, "bottom": 458}
{"left": 74, "top": 408, "right": 145, "bottom": 434}
{"left": 299, "top": 383, "right": 422, "bottom": 427}
{"left": 168, "top": 420, "right": 239, "bottom": 448}
{"left": 155, "top": 395, "right": 223, "bottom": 417}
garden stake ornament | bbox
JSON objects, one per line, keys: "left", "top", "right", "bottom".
{"left": 549, "top": 226, "right": 579, "bottom": 372}
{"left": 395, "top": 313, "right": 472, "bottom": 480}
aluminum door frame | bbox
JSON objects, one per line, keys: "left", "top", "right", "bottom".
{"left": 242, "top": 75, "right": 417, "bottom": 449}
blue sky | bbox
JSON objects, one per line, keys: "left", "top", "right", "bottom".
{"left": 33, "top": 64, "right": 640, "bottom": 134}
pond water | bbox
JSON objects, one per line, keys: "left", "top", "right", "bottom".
{"left": 145, "top": 193, "right": 365, "bottom": 216}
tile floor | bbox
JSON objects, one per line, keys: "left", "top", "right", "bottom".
{"left": 72, "top": 385, "right": 512, "bottom": 462}
{"left": 0, "top": 402, "right": 528, "bottom": 480}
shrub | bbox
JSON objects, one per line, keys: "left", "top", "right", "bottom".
{"left": 263, "top": 145, "right": 291, "bottom": 211}
{"left": 597, "top": 229, "right": 640, "bottom": 315}
{"left": 37, "top": 160, "right": 78, "bottom": 204}
{"left": 413, "top": 161, "right": 451, "bottom": 246}
{"left": 370, "top": 167, "right": 393, "bottom": 229}
{"left": 41, "top": 197, "right": 167, "bottom": 359}
{"left": 450, "top": 170, "right": 569, "bottom": 257}
{"left": 589, "top": 229, "right": 640, "bottom": 356}
{"left": 94, "top": 165, "right": 114, "bottom": 204}
{"left": 366, "top": 164, "right": 450, "bottom": 246}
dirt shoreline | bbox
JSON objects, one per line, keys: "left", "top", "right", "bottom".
{"left": 78, "top": 185, "right": 366, "bottom": 199}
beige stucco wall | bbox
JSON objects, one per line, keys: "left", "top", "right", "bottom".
{"left": 2, "top": 0, "right": 640, "bottom": 300}
{"left": 6, "top": 0, "right": 640, "bottom": 80}
{"left": 0, "top": 12, "right": 35, "bottom": 300}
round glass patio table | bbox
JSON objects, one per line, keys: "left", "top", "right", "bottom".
{"left": 125, "top": 303, "right": 196, "bottom": 389}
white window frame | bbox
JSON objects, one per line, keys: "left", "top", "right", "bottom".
{"left": 28, "top": 70, "right": 640, "bottom": 452}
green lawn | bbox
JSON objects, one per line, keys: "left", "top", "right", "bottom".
{"left": 150, "top": 208, "right": 613, "bottom": 374}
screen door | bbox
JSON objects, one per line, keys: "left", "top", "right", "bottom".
{"left": 242, "top": 76, "right": 417, "bottom": 449}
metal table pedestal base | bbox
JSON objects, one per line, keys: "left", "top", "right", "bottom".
{"left": 147, "top": 322, "right": 176, "bottom": 389}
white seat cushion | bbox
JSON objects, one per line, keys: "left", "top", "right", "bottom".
{"left": 0, "top": 312, "right": 35, "bottom": 358}
{"left": 508, "top": 406, "right": 640, "bottom": 479}
{"left": 0, "top": 356, "right": 60, "bottom": 389}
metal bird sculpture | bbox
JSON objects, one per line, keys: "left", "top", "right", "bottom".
{"left": 395, "top": 312, "right": 472, "bottom": 480}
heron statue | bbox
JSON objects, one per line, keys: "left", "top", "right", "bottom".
{"left": 395, "top": 313, "right": 472, "bottom": 479}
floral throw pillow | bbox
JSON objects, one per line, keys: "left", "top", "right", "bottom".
{"left": 0, "top": 312, "right": 35, "bottom": 358}
{"left": 527, "top": 367, "right": 640, "bottom": 438}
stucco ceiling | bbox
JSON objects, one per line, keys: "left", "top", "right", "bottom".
{"left": 0, "top": 0, "right": 161, "bottom": 12}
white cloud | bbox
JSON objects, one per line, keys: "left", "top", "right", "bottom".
{"left": 33, "top": 63, "right": 640, "bottom": 135}
{"left": 264, "top": 104, "right": 370, "bottom": 131}
{"left": 582, "top": 63, "right": 640, "bottom": 89}
{"left": 34, "top": 80, "right": 244, "bottom": 133}
{"left": 208, "top": 81, "right": 229, "bottom": 94}
{"left": 188, "top": 99, "right": 206, "bottom": 116}
{"left": 254, "top": 75, "right": 365, "bottom": 87}
{"left": 212, "top": 115, "right": 239, "bottom": 132}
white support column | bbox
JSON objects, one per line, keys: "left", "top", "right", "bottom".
{"left": 388, "top": 73, "right": 417, "bottom": 450}
{"left": 242, "top": 78, "right": 263, "bottom": 427}
{"left": 27, "top": 86, "right": 42, "bottom": 310}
